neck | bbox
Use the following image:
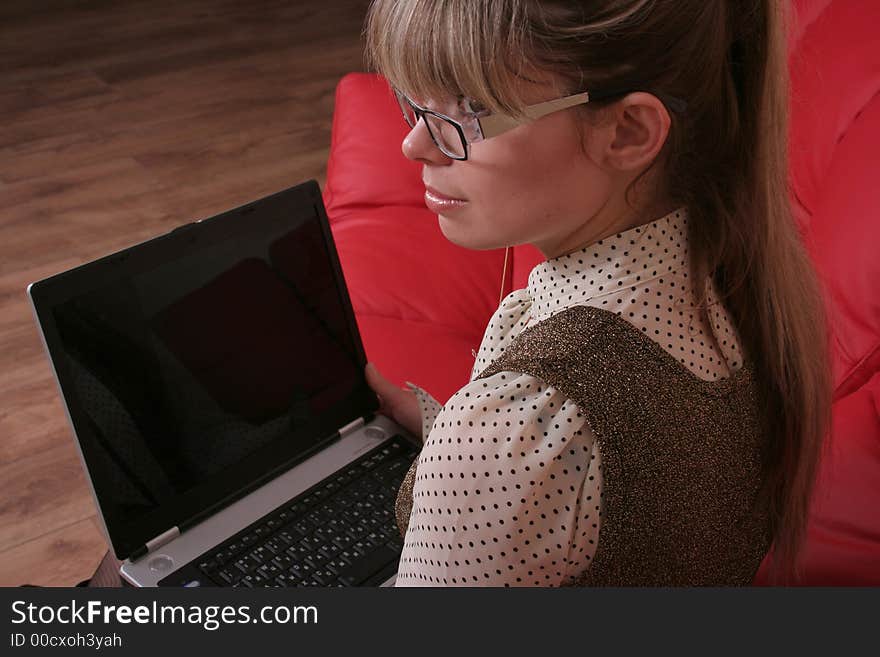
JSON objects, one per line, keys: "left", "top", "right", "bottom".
{"left": 538, "top": 193, "right": 680, "bottom": 260}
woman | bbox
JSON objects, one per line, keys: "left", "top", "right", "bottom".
{"left": 363, "top": 0, "right": 832, "bottom": 586}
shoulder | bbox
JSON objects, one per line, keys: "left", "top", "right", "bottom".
{"left": 425, "top": 370, "right": 596, "bottom": 455}
{"left": 475, "top": 305, "right": 668, "bottom": 390}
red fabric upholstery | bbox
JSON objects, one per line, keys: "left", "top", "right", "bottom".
{"left": 323, "top": 0, "right": 880, "bottom": 584}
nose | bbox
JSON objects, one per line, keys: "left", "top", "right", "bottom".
{"left": 401, "top": 118, "right": 454, "bottom": 165}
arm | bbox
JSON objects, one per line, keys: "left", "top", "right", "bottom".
{"left": 393, "top": 370, "right": 603, "bottom": 586}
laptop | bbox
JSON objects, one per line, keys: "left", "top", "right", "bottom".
{"left": 27, "top": 180, "right": 421, "bottom": 587}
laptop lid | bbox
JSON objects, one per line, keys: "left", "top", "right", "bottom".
{"left": 27, "top": 180, "right": 379, "bottom": 561}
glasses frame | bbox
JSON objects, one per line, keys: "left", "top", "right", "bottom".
{"left": 394, "top": 86, "right": 687, "bottom": 161}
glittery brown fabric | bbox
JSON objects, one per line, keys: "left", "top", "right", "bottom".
{"left": 394, "top": 305, "right": 771, "bottom": 585}
{"left": 395, "top": 452, "right": 419, "bottom": 539}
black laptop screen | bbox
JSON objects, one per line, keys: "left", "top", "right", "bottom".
{"left": 31, "top": 182, "right": 377, "bottom": 558}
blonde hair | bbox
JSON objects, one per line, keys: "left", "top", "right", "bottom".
{"left": 365, "top": 0, "right": 833, "bottom": 585}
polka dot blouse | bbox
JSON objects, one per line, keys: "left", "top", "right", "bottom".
{"left": 395, "top": 206, "right": 744, "bottom": 586}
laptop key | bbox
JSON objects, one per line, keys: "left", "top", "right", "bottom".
{"left": 377, "top": 525, "right": 397, "bottom": 543}
{"left": 324, "top": 558, "right": 348, "bottom": 575}
{"left": 335, "top": 470, "right": 355, "bottom": 486}
{"left": 363, "top": 516, "right": 384, "bottom": 532}
{"left": 272, "top": 553, "right": 294, "bottom": 570}
{"left": 264, "top": 537, "right": 285, "bottom": 555}
{"left": 289, "top": 562, "right": 315, "bottom": 580}
{"left": 293, "top": 519, "right": 314, "bottom": 535}
{"left": 335, "top": 549, "right": 358, "bottom": 566}
{"left": 359, "top": 477, "right": 380, "bottom": 492}
{"left": 311, "top": 569, "right": 335, "bottom": 586}
{"left": 343, "top": 518, "right": 365, "bottom": 538}
{"left": 325, "top": 517, "right": 347, "bottom": 533}
{"left": 304, "top": 552, "right": 328, "bottom": 570}
{"left": 301, "top": 534, "right": 324, "bottom": 551}
{"left": 318, "top": 543, "right": 341, "bottom": 560}
{"left": 258, "top": 562, "right": 281, "bottom": 580}
{"left": 277, "top": 530, "right": 297, "bottom": 545}
{"left": 217, "top": 567, "right": 239, "bottom": 585}
{"left": 332, "top": 534, "right": 354, "bottom": 550}
{"left": 313, "top": 526, "right": 339, "bottom": 543}
{"left": 286, "top": 544, "right": 311, "bottom": 561}
{"left": 363, "top": 531, "right": 384, "bottom": 549}
{"left": 247, "top": 546, "right": 269, "bottom": 565}
{"left": 336, "top": 544, "right": 399, "bottom": 586}
{"left": 234, "top": 555, "right": 260, "bottom": 574}
{"left": 342, "top": 510, "right": 363, "bottom": 538}
{"left": 213, "top": 549, "right": 234, "bottom": 565}
{"left": 274, "top": 573, "right": 297, "bottom": 587}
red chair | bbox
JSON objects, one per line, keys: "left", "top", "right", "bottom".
{"left": 321, "top": 0, "right": 880, "bottom": 584}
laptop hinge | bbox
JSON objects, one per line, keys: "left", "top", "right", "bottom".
{"left": 338, "top": 416, "right": 365, "bottom": 439}
{"left": 145, "top": 527, "right": 180, "bottom": 553}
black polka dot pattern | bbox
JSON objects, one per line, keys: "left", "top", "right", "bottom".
{"left": 405, "top": 381, "right": 442, "bottom": 441}
{"left": 471, "top": 207, "right": 742, "bottom": 383}
{"left": 397, "top": 206, "right": 743, "bottom": 586}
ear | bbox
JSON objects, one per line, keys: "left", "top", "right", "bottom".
{"left": 598, "top": 92, "right": 672, "bottom": 173}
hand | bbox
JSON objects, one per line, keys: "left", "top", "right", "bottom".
{"left": 364, "top": 362, "right": 423, "bottom": 441}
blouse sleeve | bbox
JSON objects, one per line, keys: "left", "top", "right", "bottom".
{"left": 404, "top": 381, "right": 443, "bottom": 443}
{"left": 394, "top": 370, "right": 603, "bottom": 587}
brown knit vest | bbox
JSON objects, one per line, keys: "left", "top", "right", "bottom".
{"left": 394, "top": 305, "right": 772, "bottom": 586}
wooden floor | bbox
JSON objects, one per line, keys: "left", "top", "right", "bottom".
{"left": 0, "top": 0, "right": 371, "bottom": 586}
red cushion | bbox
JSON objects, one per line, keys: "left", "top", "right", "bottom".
{"left": 805, "top": 94, "right": 880, "bottom": 397}
{"left": 357, "top": 315, "right": 479, "bottom": 405}
{"left": 324, "top": 73, "right": 424, "bottom": 215}
{"left": 754, "top": 372, "right": 880, "bottom": 585}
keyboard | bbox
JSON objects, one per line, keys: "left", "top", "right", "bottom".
{"left": 158, "top": 434, "right": 419, "bottom": 587}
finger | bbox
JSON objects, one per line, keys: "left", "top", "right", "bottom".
{"left": 366, "top": 363, "right": 397, "bottom": 396}
{"left": 365, "top": 363, "right": 402, "bottom": 409}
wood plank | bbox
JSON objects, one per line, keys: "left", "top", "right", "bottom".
{"left": 0, "top": 517, "right": 106, "bottom": 587}
{"left": 0, "top": 443, "right": 99, "bottom": 553}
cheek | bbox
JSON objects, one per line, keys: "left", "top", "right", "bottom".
{"left": 467, "top": 121, "right": 596, "bottom": 227}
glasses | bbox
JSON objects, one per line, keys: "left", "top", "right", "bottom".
{"left": 394, "top": 86, "right": 687, "bottom": 161}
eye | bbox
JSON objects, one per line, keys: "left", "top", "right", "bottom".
{"left": 459, "top": 96, "right": 489, "bottom": 115}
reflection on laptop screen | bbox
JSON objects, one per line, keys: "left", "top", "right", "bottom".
{"left": 50, "top": 199, "right": 360, "bottom": 525}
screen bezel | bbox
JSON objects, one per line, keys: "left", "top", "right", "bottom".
{"left": 27, "top": 180, "right": 379, "bottom": 560}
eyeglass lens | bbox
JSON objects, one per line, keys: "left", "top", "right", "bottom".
{"left": 396, "top": 92, "right": 466, "bottom": 159}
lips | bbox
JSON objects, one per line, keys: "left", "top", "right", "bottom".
{"left": 423, "top": 185, "right": 468, "bottom": 214}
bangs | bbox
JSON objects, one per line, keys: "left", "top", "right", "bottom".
{"left": 364, "top": 0, "right": 538, "bottom": 118}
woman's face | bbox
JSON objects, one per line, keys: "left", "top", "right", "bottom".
{"left": 401, "top": 80, "right": 619, "bottom": 259}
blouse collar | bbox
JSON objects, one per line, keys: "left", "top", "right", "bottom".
{"left": 526, "top": 206, "right": 690, "bottom": 322}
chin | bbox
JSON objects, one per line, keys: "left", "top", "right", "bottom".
{"left": 437, "top": 212, "right": 506, "bottom": 251}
